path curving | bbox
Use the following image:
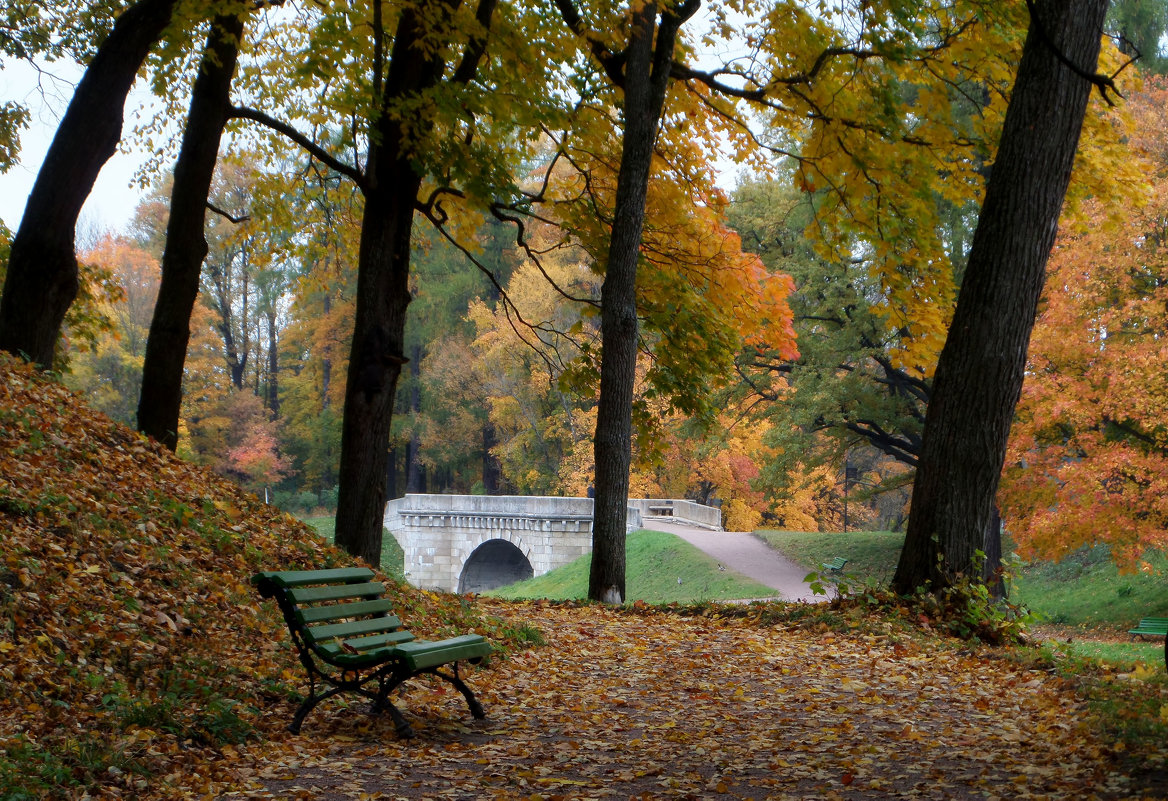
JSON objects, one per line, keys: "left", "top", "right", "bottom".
{"left": 643, "top": 520, "right": 823, "bottom": 602}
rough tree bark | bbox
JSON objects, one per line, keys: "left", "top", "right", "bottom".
{"left": 138, "top": 11, "right": 246, "bottom": 449}
{"left": 892, "top": 0, "right": 1112, "bottom": 594}
{"left": 229, "top": 0, "right": 496, "bottom": 565}
{"left": 0, "top": 0, "right": 180, "bottom": 368}
{"left": 586, "top": 0, "right": 699, "bottom": 603}
{"left": 333, "top": 0, "right": 497, "bottom": 564}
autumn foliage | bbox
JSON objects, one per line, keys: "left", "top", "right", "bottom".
{"left": 1001, "top": 81, "right": 1168, "bottom": 569}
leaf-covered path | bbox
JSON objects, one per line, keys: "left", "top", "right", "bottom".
{"left": 228, "top": 601, "right": 1145, "bottom": 800}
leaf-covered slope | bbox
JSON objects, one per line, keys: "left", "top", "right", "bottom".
{"left": 0, "top": 353, "right": 502, "bottom": 798}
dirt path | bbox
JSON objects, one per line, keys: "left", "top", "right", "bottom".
{"left": 647, "top": 520, "right": 822, "bottom": 602}
{"left": 227, "top": 602, "right": 1152, "bottom": 800}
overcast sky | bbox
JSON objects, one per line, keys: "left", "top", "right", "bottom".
{"left": 1, "top": 59, "right": 153, "bottom": 235}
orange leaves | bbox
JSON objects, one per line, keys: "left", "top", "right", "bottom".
{"left": 1001, "top": 86, "right": 1168, "bottom": 567}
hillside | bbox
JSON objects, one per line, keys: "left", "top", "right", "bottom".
{"left": 0, "top": 354, "right": 518, "bottom": 799}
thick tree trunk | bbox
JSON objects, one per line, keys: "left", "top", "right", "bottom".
{"left": 892, "top": 0, "right": 1110, "bottom": 594}
{"left": 0, "top": 0, "right": 179, "bottom": 368}
{"left": 138, "top": 12, "right": 245, "bottom": 449}
{"left": 588, "top": 0, "right": 693, "bottom": 603}
{"left": 333, "top": 1, "right": 461, "bottom": 566}
{"left": 333, "top": 182, "right": 416, "bottom": 565}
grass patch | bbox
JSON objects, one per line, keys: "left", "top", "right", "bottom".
{"left": 488, "top": 529, "right": 778, "bottom": 603}
{"left": 301, "top": 516, "right": 405, "bottom": 579}
{"left": 756, "top": 529, "right": 904, "bottom": 585}
{"left": 1011, "top": 545, "right": 1168, "bottom": 629}
{"left": 1058, "top": 639, "right": 1165, "bottom": 670}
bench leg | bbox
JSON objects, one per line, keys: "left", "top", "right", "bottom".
{"left": 290, "top": 685, "right": 348, "bottom": 734}
{"left": 371, "top": 695, "right": 414, "bottom": 739}
{"left": 432, "top": 667, "right": 486, "bottom": 720}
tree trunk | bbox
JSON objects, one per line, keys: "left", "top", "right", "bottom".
{"left": 334, "top": 182, "right": 416, "bottom": 565}
{"left": 588, "top": 0, "right": 694, "bottom": 603}
{"left": 0, "top": 0, "right": 180, "bottom": 368}
{"left": 138, "top": 11, "right": 245, "bottom": 449}
{"left": 333, "top": 1, "right": 459, "bottom": 566}
{"left": 404, "top": 343, "right": 426, "bottom": 493}
{"left": 266, "top": 304, "right": 279, "bottom": 414}
{"left": 983, "top": 505, "right": 1006, "bottom": 599}
{"left": 386, "top": 445, "right": 398, "bottom": 500}
{"left": 892, "top": 0, "right": 1110, "bottom": 594}
{"left": 482, "top": 423, "right": 501, "bottom": 493}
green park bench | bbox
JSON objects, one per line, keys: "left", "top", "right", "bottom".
{"left": 253, "top": 567, "right": 492, "bottom": 736}
{"left": 1127, "top": 617, "right": 1168, "bottom": 640}
{"left": 821, "top": 557, "right": 849, "bottom": 574}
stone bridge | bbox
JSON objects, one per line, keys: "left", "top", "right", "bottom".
{"left": 384, "top": 494, "right": 721, "bottom": 594}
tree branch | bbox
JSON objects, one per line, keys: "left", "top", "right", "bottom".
{"left": 228, "top": 104, "right": 365, "bottom": 186}
{"left": 206, "top": 201, "right": 249, "bottom": 224}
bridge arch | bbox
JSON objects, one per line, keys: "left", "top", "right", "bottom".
{"left": 458, "top": 538, "right": 534, "bottom": 593}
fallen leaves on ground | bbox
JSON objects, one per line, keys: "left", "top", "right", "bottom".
{"left": 224, "top": 599, "right": 1163, "bottom": 800}
{"left": 1, "top": 353, "right": 1166, "bottom": 800}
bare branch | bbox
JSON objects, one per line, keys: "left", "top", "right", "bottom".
{"left": 229, "top": 104, "right": 365, "bottom": 186}
{"left": 206, "top": 201, "right": 249, "bottom": 224}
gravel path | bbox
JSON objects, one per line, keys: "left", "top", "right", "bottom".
{"left": 644, "top": 520, "right": 823, "bottom": 602}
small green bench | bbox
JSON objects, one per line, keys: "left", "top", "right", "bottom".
{"left": 253, "top": 567, "right": 492, "bottom": 736}
{"left": 821, "top": 557, "right": 849, "bottom": 574}
{"left": 1128, "top": 617, "right": 1168, "bottom": 640}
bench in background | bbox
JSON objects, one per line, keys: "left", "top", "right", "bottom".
{"left": 1128, "top": 617, "right": 1168, "bottom": 640}
{"left": 821, "top": 557, "right": 849, "bottom": 574}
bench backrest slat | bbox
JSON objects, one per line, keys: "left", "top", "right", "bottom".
{"left": 296, "top": 599, "right": 397, "bottom": 625}
{"left": 315, "top": 630, "right": 417, "bottom": 659}
{"left": 261, "top": 567, "right": 375, "bottom": 588}
{"left": 304, "top": 615, "right": 407, "bottom": 644}
{"left": 289, "top": 582, "right": 385, "bottom": 604}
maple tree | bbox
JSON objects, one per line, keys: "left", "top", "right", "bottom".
{"left": 1000, "top": 79, "right": 1168, "bottom": 569}
{"left": 64, "top": 234, "right": 160, "bottom": 424}
{"left": 223, "top": 0, "right": 576, "bottom": 565}
{"left": 275, "top": 191, "right": 358, "bottom": 500}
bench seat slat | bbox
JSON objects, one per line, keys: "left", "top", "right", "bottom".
{"left": 391, "top": 635, "right": 492, "bottom": 671}
{"left": 305, "top": 615, "right": 407, "bottom": 643}
{"left": 296, "top": 599, "right": 397, "bottom": 625}
{"left": 290, "top": 582, "right": 385, "bottom": 604}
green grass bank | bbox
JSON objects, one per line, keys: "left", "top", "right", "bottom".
{"left": 487, "top": 528, "right": 777, "bottom": 603}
